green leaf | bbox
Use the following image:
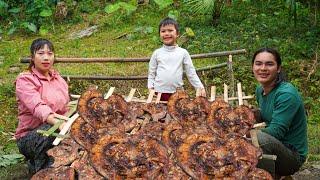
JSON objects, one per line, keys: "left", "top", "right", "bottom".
{"left": 40, "top": 9, "right": 52, "bottom": 17}
{"left": 120, "top": 2, "right": 137, "bottom": 15}
{"left": 7, "top": 26, "right": 16, "bottom": 35}
{"left": 105, "top": 4, "right": 121, "bottom": 14}
{"left": 0, "top": 1, "right": 8, "bottom": 9}
{"left": 8, "top": 7, "right": 20, "bottom": 13}
{"left": 22, "top": 22, "right": 37, "bottom": 33}
{"left": 0, "top": 153, "right": 24, "bottom": 167}
{"left": 168, "top": 10, "right": 179, "bottom": 20}
{"left": 144, "top": 26, "right": 154, "bottom": 34}
{"left": 154, "top": 0, "right": 173, "bottom": 10}
{"left": 185, "top": 27, "right": 195, "bottom": 37}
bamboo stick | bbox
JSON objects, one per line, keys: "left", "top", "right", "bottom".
{"left": 146, "top": 89, "right": 155, "bottom": 103}
{"left": 53, "top": 113, "right": 80, "bottom": 145}
{"left": 237, "top": 83, "right": 243, "bottom": 105}
{"left": 126, "top": 88, "right": 136, "bottom": 102}
{"left": 104, "top": 87, "right": 115, "bottom": 99}
{"left": 224, "top": 83, "right": 228, "bottom": 103}
{"left": 210, "top": 86, "right": 216, "bottom": 102}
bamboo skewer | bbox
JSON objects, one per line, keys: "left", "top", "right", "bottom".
{"left": 210, "top": 86, "right": 216, "bottom": 102}
{"left": 104, "top": 87, "right": 115, "bottom": 99}
{"left": 53, "top": 113, "right": 80, "bottom": 145}
{"left": 224, "top": 83, "right": 228, "bottom": 103}
{"left": 146, "top": 89, "right": 155, "bottom": 103}
{"left": 126, "top": 88, "right": 136, "bottom": 102}
{"left": 237, "top": 83, "right": 244, "bottom": 106}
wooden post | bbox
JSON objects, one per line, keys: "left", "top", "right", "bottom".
{"left": 104, "top": 87, "right": 115, "bottom": 99}
{"left": 224, "top": 83, "right": 228, "bottom": 103}
{"left": 210, "top": 86, "right": 216, "bottom": 102}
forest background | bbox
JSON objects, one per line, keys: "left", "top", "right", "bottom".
{"left": 0, "top": 0, "right": 319, "bottom": 178}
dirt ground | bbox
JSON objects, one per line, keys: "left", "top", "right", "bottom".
{"left": 1, "top": 161, "right": 320, "bottom": 180}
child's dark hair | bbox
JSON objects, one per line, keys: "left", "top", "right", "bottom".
{"left": 159, "top": 17, "right": 179, "bottom": 33}
{"left": 252, "top": 47, "right": 286, "bottom": 86}
{"left": 29, "top": 38, "right": 54, "bottom": 70}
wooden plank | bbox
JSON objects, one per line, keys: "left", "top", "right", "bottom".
{"left": 104, "top": 87, "right": 115, "bottom": 99}
{"left": 224, "top": 83, "right": 228, "bottom": 103}
{"left": 126, "top": 88, "right": 136, "bottom": 102}
{"left": 53, "top": 113, "right": 80, "bottom": 145}
{"left": 210, "top": 86, "right": 216, "bottom": 102}
{"left": 146, "top": 89, "right": 155, "bottom": 103}
{"left": 237, "top": 82, "right": 243, "bottom": 105}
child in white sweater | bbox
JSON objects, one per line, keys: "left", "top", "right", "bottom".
{"left": 148, "top": 17, "right": 206, "bottom": 101}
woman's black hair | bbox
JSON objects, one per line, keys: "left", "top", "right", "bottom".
{"left": 252, "top": 47, "right": 286, "bottom": 86}
{"left": 158, "top": 17, "right": 179, "bottom": 34}
{"left": 29, "top": 38, "right": 54, "bottom": 70}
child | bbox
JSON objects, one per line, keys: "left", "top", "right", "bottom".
{"left": 147, "top": 17, "right": 206, "bottom": 101}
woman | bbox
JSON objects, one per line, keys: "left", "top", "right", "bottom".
{"left": 15, "top": 38, "right": 69, "bottom": 174}
{"left": 252, "top": 48, "right": 308, "bottom": 177}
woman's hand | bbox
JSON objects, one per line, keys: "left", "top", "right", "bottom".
{"left": 46, "top": 113, "right": 66, "bottom": 131}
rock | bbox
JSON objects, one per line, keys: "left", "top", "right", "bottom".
{"left": 312, "top": 164, "right": 320, "bottom": 169}
{"left": 298, "top": 169, "right": 311, "bottom": 175}
{"left": 68, "top": 26, "right": 98, "bottom": 40}
{"left": 8, "top": 66, "right": 21, "bottom": 74}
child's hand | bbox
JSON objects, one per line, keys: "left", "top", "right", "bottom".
{"left": 196, "top": 88, "right": 206, "bottom": 97}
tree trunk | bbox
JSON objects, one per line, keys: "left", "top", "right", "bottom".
{"left": 212, "top": 0, "right": 224, "bottom": 26}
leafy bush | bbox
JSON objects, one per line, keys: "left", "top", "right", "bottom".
{"left": 0, "top": 154, "right": 24, "bottom": 167}
{"left": 0, "top": 0, "right": 56, "bottom": 34}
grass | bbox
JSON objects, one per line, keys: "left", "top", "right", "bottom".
{"left": 0, "top": 0, "right": 319, "bottom": 177}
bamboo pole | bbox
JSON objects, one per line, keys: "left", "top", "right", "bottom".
{"left": 20, "top": 49, "right": 246, "bottom": 63}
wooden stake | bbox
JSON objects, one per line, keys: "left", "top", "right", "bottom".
{"left": 224, "top": 83, "right": 228, "bottom": 103}
{"left": 146, "top": 89, "right": 155, "bottom": 103}
{"left": 237, "top": 82, "right": 243, "bottom": 105}
{"left": 126, "top": 88, "right": 136, "bottom": 102}
{"left": 210, "top": 86, "right": 216, "bottom": 102}
{"left": 53, "top": 113, "right": 80, "bottom": 145}
{"left": 104, "top": 87, "right": 115, "bottom": 99}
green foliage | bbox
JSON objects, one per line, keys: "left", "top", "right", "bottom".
{"left": 0, "top": 0, "right": 56, "bottom": 34}
{"left": 0, "top": 154, "right": 24, "bottom": 167}
{"left": 105, "top": 2, "right": 137, "bottom": 16}
{"left": 153, "top": 0, "right": 174, "bottom": 10}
